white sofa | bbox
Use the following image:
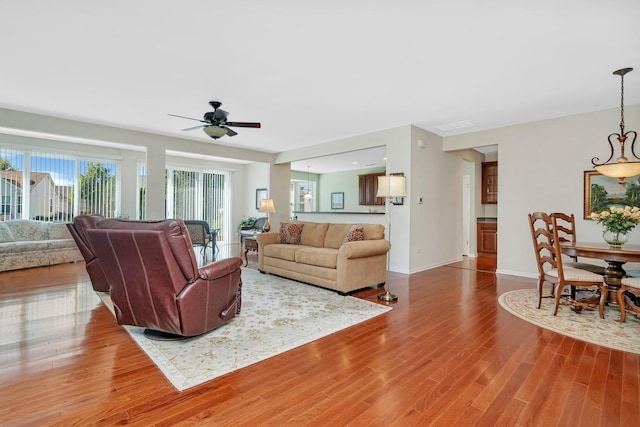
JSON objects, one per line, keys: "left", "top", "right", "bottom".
{"left": 0, "top": 220, "right": 83, "bottom": 272}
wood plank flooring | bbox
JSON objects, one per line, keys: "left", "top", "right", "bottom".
{"left": 1, "top": 254, "right": 639, "bottom": 426}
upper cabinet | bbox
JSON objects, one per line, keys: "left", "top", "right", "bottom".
{"left": 482, "top": 161, "right": 498, "bottom": 204}
{"left": 358, "top": 172, "right": 385, "bottom": 205}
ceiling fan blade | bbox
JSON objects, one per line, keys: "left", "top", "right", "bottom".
{"left": 182, "top": 125, "right": 206, "bottom": 131}
{"left": 224, "top": 127, "right": 238, "bottom": 137}
{"left": 226, "top": 121, "right": 261, "bottom": 128}
{"left": 168, "top": 113, "right": 207, "bottom": 123}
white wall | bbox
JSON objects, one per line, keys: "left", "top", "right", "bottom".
{"left": 444, "top": 104, "right": 640, "bottom": 278}
{"left": 317, "top": 167, "right": 385, "bottom": 212}
{"left": 408, "top": 126, "right": 464, "bottom": 273}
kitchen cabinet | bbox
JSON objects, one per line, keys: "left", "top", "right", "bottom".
{"left": 482, "top": 161, "right": 498, "bottom": 204}
{"left": 477, "top": 220, "right": 497, "bottom": 256}
{"left": 358, "top": 172, "right": 385, "bottom": 205}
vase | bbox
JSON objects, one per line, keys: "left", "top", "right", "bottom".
{"left": 603, "top": 229, "right": 629, "bottom": 248}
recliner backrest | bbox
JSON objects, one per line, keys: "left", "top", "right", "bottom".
{"left": 96, "top": 218, "right": 199, "bottom": 282}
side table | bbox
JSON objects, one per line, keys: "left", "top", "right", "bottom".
{"left": 243, "top": 236, "right": 258, "bottom": 266}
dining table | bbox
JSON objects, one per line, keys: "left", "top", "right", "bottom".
{"left": 560, "top": 241, "right": 640, "bottom": 303}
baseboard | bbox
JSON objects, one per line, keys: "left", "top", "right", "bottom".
{"left": 496, "top": 269, "right": 537, "bottom": 279}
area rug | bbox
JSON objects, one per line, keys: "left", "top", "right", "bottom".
{"left": 98, "top": 268, "right": 391, "bottom": 391}
{"left": 499, "top": 288, "right": 640, "bottom": 354}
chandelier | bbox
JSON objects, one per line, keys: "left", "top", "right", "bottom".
{"left": 592, "top": 67, "right": 639, "bottom": 184}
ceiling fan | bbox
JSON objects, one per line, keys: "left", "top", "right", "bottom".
{"left": 168, "top": 101, "right": 261, "bottom": 139}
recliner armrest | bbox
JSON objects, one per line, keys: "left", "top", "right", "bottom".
{"left": 198, "top": 257, "right": 243, "bottom": 281}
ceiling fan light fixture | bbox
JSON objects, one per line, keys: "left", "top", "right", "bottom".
{"left": 203, "top": 125, "right": 227, "bottom": 139}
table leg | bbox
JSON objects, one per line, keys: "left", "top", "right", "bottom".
{"left": 604, "top": 260, "right": 626, "bottom": 304}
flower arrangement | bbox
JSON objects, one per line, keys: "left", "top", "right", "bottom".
{"left": 590, "top": 206, "right": 640, "bottom": 234}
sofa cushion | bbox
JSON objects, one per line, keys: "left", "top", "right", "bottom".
{"left": 299, "top": 222, "right": 329, "bottom": 247}
{"left": 6, "top": 220, "right": 49, "bottom": 241}
{"left": 263, "top": 243, "right": 302, "bottom": 261}
{"left": 362, "top": 224, "right": 385, "bottom": 240}
{"left": 0, "top": 222, "right": 14, "bottom": 243}
{"left": 295, "top": 247, "right": 338, "bottom": 269}
{"left": 48, "top": 222, "right": 72, "bottom": 240}
{"left": 343, "top": 224, "right": 365, "bottom": 243}
{"left": 0, "top": 241, "right": 50, "bottom": 254}
{"left": 277, "top": 222, "right": 304, "bottom": 244}
{"left": 324, "top": 224, "right": 352, "bottom": 249}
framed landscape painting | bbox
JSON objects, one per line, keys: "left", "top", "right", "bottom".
{"left": 583, "top": 170, "right": 640, "bottom": 219}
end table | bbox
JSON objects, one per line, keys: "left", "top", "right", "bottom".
{"left": 243, "top": 236, "right": 258, "bottom": 266}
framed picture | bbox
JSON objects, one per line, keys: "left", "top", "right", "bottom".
{"left": 256, "top": 188, "right": 267, "bottom": 210}
{"left": 390, "top": 172, "right": 405, "bottom": 205}
{"left": 583, "top": 170, "right": 640, "bottom": 219}
{"left": 331, "top": 192, "right": 344, "bottom": 209}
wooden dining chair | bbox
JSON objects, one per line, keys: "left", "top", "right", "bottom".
{"left": 549, "top": 212, "right": 606, "bottom": 275}
{"left": 618, "top": 277, "right": 640, "bottom": 322}
{"left": 529, "top": 212, "right": 608, "bottom": 316}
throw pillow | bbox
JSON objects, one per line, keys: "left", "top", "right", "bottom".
{"left": 277, "top": 222, "right": 304, "bottom": 244}
{"left": 343, "top": 224, "right": 365, "bottom": 243}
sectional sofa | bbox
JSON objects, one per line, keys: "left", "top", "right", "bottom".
{"left": 257, "top": 221, "right": 390, "bottom": 294}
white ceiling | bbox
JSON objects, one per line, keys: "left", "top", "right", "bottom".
{"left": 1, "top": 1, "right": 639, "bottom": 167}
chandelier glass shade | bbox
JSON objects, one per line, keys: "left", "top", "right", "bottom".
{"left": 592, "top": 67, "right": 639, "bottom": 183}
{"left": 203, "top": 125, "right": 227, "bottom": 139}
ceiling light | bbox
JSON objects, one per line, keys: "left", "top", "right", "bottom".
{"left": 203, "top": 125, "right": 228, "bottom": 139}
{"left": 592, "top": 67, "right": 639, "bottom": 183}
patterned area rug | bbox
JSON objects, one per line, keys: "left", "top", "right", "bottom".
{"left": 98, "top": 268, "right": 391, "bottom": 391}
{"left": 499, "top": 289, "right": 640, "bottom": 354}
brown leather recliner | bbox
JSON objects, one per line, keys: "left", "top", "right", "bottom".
{"left": 86, "top": 218, "right": 243, "bottom": 338}
{"left": 67, "top": 215, "right": 110, "bottom": 292}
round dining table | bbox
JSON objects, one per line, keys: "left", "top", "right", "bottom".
{"left": 561, "top": 241, "right": 640, "bottom": 302}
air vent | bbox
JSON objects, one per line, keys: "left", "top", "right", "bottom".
{"left": 435, "top": 120, "right": 474, "bottom": 131}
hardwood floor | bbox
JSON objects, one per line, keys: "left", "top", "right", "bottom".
{"left": 1, "top": 255, "right": 639, "bottom": 426}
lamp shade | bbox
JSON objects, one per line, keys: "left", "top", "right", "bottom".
{"left": 595, "top": 161, "right": 640, "bottom": 180}
{"left": 376, "top": 175, "right": 407, "bottom": 198}
{"left": 259, "top": 198, "right": 276, "bottom": 213}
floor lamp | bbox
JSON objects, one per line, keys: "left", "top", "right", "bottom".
{"left": 259, "top": 199, "right": 276, "bottom": 232}
{"left": 376, "top": 174, "right": 407, "bottom": 302}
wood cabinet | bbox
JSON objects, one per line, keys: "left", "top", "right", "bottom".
{"left": 481, "top": 161, "right": 498, "bottom": 204}
{"left": 358, "top": 172, "right": 385, "bottom": 205}
{"left": 477, "top": 221, "right": 497, "bottom": 256}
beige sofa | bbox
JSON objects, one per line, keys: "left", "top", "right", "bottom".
{"left": 257, "top": 221, "right": 390, "bottom": 294}
{"left": 0, "top": 220, "right": 83, "bottom": 272}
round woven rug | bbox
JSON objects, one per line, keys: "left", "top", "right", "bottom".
{"left": 498, "top": 288, "right": 640, "bottom": 354}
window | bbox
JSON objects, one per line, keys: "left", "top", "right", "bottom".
{"left": 0, "top": 146, "right": 119, "bottom": 220}
{"left": 290, "top": 179, "right": 315, "bottom": 214}
{"left": 1, "top": 195, "right": 10, "bottom": 216}
{"left": 166, "top": 165, "right": 231, "bottom": 243}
